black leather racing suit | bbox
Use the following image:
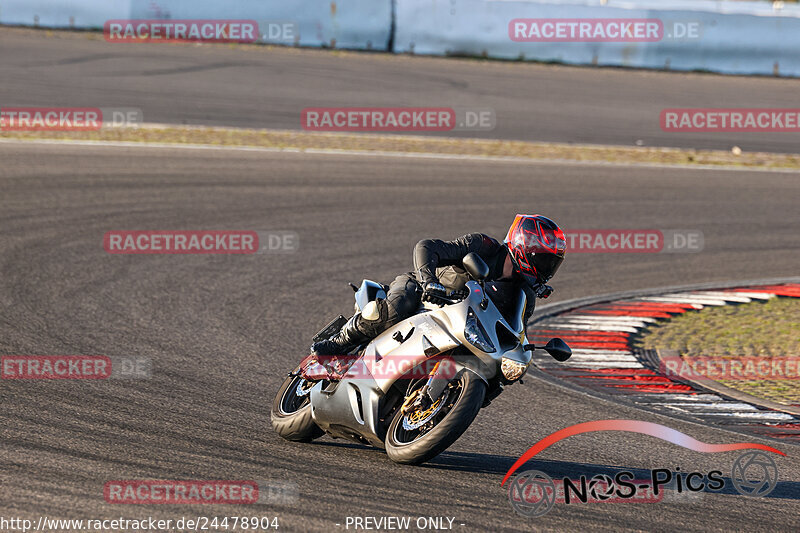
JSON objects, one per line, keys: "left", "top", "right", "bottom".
{"left": 358, "top": 233, "right": 537, "bottom": 337}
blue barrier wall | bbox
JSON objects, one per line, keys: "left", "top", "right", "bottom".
{"left": 393, "top": 0, "right": 800, "bottom": 76}
{"left": 0, "top": 0, "right": 392, "bottom": 50}
{"left": 2, "top": 0, "right": 799, "bottom": 76}
{"left": 0, "top": 0, "right": 130, "bottom": 27}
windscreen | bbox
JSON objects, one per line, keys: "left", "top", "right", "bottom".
{"left": 486, "top": 281, "right": 526, "bottom": 333}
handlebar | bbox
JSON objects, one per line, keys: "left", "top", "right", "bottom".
{"left": 438, "top": 295, "right": 464, "bottom": 305}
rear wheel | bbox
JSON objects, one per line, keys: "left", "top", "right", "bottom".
{"left": 271, "top": 370, "right": 324, "bottom": 442}
{"left": 385, "top": 371, "right": 486, "bottom": 465}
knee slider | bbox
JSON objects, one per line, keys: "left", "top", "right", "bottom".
{"left": 362, "top": 298, "right": 386, "bottom": 322}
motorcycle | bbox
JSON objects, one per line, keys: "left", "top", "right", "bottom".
{"left": 271, "top": 253, "right": 572, "bottom": 465}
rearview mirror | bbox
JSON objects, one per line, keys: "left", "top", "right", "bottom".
{"left": 462, "top": 252, "right": 489, "bottom": 281}
{"left": 545, "top": 338, "right": 572, "bottom": 362}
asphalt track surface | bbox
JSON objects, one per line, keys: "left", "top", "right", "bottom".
{"left": 1, "top": 140, "right": 799, "bottom": 532}
{"left": 3, "top": 27, "right": 800, "bottom": 153}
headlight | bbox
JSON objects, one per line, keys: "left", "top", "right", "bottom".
{"left": 464, "top": 307, "right": 495, "bottom": 353}
{"left": 501, "top": 357, "right": 528, "bottom": 381}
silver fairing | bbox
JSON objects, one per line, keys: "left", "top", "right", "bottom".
{"left": 309, "top": 280, "right": 531, "bottom": 446}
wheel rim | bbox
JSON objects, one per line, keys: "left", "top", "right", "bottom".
{"left": 278, "top": 376, "right": 314, "bottom": 415}
{"left": 392, "top": 380, "right": 463, "bottom": 445}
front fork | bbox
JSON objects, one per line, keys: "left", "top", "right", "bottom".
{"left": 401, "top": 359, "right": 454, "bottom": 413}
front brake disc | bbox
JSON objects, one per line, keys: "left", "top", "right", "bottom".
{"left": 295, "top": 379, "right": 314, "bottom": 397}
{"left": 401, "top": 389, "right": 450, "bottom": 430}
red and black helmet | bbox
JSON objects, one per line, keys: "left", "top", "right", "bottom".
{"left": 504, "top": 214, "right": 566, "bottom": 285}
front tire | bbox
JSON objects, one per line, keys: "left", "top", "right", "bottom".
{"left": 385, "top": 371, "right": 486, "bottom": 465}
{"left": 271, "top": 371, "right": 324, "bottom": 442}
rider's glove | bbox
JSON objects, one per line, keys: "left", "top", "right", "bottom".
{"left": 421, "top": 282, "right": 449, "bottom": 307}
{"left": 534, "top": 284, "right": 553, "bottom": 299}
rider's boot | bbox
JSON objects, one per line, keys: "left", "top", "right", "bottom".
{"left": 310, "top": 300, "right": 386, "bottom": 356}
{"left": 310, "top": 314, "right": 370, "bottom": 355}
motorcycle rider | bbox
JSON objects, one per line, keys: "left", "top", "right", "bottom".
{"left": 311, "top": 214, "right": 566, "bottom": 356}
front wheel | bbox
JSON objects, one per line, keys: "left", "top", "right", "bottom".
{"left": 271, "top": 370, "right": 324, "bottom": 442}
{"left": 385, "top": 371, "right": 486, "bottom": 465}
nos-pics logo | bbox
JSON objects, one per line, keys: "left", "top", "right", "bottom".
{"left": 502, "top": 420, "right": 783, "bottom": 518}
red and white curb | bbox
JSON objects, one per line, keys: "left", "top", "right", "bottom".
{"left": 528, "top": 283, "right": 800, "bottom": 442}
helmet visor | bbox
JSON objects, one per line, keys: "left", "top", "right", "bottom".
{"left": 532, "top": 252, "right": 564, "bottom": 282}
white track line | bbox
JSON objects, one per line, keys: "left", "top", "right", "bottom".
{"left": 535, "top": 322, "right": 640, "bottom": 333}
{"left": 2, "top": 138, "right": 800, "bottom": 173}
{"left": 694, "top": 291, "right": 775, "bottom": 301}
{"left": 564, "top": 315, "right": 658, "bottom": 324}
{"left": 560, "top": 356, "right": 641, "bottom": 364}
{"left": 641, "top": 296, "right": 724, "bottom": 306}
{"left": 670, "top": 292, "right": 756, "bottom": 303}
{"left": 687, "top": 411, "right": 794, "bottom": 421}
{"left": 729, "top": 292, "right": 778, "bottom": 300}
{"left": 649, "top": 295, "right": 731, "bottom": 305}
{"left": 630, "top": 298, "right": 704, "bottom": 309}
{"left": 558, "top": 362, "right": 646, "bottom": 369}
{"left": 558, "top": 319, "right": 655, "bottom": 328}
{"left": 670, "top": 402, "right": 760, "bottom": 411}
{"left": 555, "top": 323, "right": 650, "bottom": 331}
{"left": 570, "top": 349, "right": 634, "bottom": 356}
{"left": 649, "top": 399, "right": 797, "bottom": 421}
{"left": 645, "top": 394, "right": 724, "bottom": 402}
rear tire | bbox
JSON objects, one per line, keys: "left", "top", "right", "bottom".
{"left": 271, "top": 371, "right": 324, "bottom": 442}
{"left": 385, "top": 371, "right": 486, "bottom": 465}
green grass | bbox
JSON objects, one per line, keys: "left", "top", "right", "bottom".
{"left": 636, "top": 297, "right": 800, "bottom": 406}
